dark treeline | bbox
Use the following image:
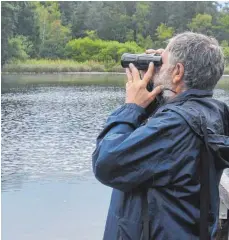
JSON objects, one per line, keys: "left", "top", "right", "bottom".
{"left": 1, "top": 1, "right": 229, "bottom": 66}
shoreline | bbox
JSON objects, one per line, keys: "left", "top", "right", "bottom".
{"left": 2, "top": 72, "right": 229, "bottom": 77}
{"left": 1, "top": 71, "right": 125, "bottom": 75}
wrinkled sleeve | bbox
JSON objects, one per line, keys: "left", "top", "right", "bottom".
{"left": 92, "top": 103, "right": 190, "bottom": 192}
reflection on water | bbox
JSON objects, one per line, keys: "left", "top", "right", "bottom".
{"left": 1, "top": 74, "right": 229, "bottom": 240}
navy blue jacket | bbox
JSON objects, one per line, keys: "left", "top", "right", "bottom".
{"left": 92, "top": 89, "right": 229, "bottom": 240}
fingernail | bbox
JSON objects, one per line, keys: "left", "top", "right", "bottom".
{"left": 149, "top": 62, "right": 154, "bottom": 66}
{"left": 160, "top": 85, "right": 165, "bottom": 90}
{"left": 129, "top": 63, "right": 134, "bottom": 68}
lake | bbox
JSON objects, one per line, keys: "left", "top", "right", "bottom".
{"left": 1, "top": 74, "right": 229, "bottom": 240}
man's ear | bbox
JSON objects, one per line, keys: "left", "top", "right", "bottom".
{"left": 172, "top": 63, "right": 184, "bottom": 85}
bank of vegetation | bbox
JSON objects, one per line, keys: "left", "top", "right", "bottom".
{"left": 2, "top": 2, "right": 229, "bottom": 73}
{"left": 2, "top": 59, "right": 122, "bottom": 73}
{"left": 2, "top": 59, "right": 229, "bottom": 75}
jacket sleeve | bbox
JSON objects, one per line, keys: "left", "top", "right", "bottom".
{"left": 92, "top": 103, "right": 191, "bottom": 192}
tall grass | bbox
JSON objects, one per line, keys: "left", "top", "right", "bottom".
{"left": 2, "top": 59, "right": 124, "bottom": 73}
{"left": 2, "top": 59, "right": 229, "bottom": 74}
{"left": 225, "top": 66, "right": 229, "bottom": 74}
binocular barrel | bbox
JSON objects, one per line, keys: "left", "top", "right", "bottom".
{"left": 121, "top": 53, "right": 162, "bottom": 70}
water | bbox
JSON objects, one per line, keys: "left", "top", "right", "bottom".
{"left": 1, "top": 74, "right": 229, "bottom": 240}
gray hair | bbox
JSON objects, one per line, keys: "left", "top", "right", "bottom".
{"left": 167, "top": 32, "right": 224, "bottom": 90}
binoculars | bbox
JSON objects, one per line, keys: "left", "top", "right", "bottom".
{"left": 121, "top": 53, "right": 162, "bottom": 70}
{"left": 121, "top": 53, "right": 165, "bottom": 114}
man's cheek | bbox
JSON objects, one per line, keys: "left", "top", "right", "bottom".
{"left": 153, "top": 74, "right": 161, "bottom": 87}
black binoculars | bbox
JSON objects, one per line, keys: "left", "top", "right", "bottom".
{"left": 121, "top": 53, "right": 162, "bottom": 70}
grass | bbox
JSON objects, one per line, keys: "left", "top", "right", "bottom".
{"left": 2, "top": 59, "right": 124, "bottom": 73}
{"left": 224, "top": 65, "right": 229, "bottom": 74}
{"left": 2, "top": 59, "right": 229, "bottom": 74}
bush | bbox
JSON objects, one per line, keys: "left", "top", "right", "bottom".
{"left": 65, "top": 37, "right": 144, "bottom": 65}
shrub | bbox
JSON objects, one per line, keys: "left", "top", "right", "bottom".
{"left": 65, "top": 37, "right": 144, "bottom": 65}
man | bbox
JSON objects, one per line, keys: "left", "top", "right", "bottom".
{"left": 92, "top": 32, "right": 229, "bottom": 239}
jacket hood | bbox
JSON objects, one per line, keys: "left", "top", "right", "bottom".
{"left": 163, "top": 89, "right": 229, "bottom": 170}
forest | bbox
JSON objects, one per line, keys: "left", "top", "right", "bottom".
{"left": 1, "top": 1, "right": 229, "bottom": 72}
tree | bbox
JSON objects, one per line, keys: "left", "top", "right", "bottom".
{"left": 34, "top": 2, "right": 71, "bottom": 58}
{"left": 156, "top": 23, "right": 174, "bottom": 41}
{"left": 15, "top": 2, "right": 40, "bottom": 57}
{"left": 70, "top": 2, "right": 89, "bottom": 38}
{"left": 132, "top": 2, "right": 151, "bottom": 40}
{"left": 8, "top": 35, "right": 33, "bottom": 61}
{"left": 217, "top": 10, "right": 229, "bottom": 33}
{"left": 1, "top": 2, "right": 20, "bottom": 65}
{"left": 39, "top": 20, "right": 71, "bottom": 58}
{"left": 137, "top": 34, "right": 153, "bottom": 49}
{"left": 1, "top": 1, "right": 228, "bottom": 65}
{"left": 188, "top": 14, "right": 213, "bottom": 35}
{"left": 221, "top": 40, "right": 229, "bottom": 64}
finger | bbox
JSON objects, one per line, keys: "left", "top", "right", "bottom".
{"left": 145, "top": 49, "right": 156, "bottom": 54}
{"left": 129, "top": 63, "right": 140, "bottom": 82}
{"left": 145, "top": 48, "right": 164, "bottom": 55}
{"left": 149, "top": 85, "right": 164, "bottom": 100}
{"left": 125, "top": 68, "right": 133, "bottom": 82}
{"left": 155, "top": 48, "right": 164, "bottom": 54}
{"left": 142, "top": 62, "right": 155, "bottom": 85}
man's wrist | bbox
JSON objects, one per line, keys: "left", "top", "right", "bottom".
{"left": 108, "top": 103, "right": 148, "bottom": 128}
{"left": 124, "top": 103, "right": 146, "bottom": 115}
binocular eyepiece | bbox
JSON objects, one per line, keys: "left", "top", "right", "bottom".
{"left": 121, "top": 53, "right": 162, "bottom": 70}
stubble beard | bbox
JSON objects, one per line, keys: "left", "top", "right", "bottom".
{"left": 153, "top": 67, "right": 175, "bottom": 102}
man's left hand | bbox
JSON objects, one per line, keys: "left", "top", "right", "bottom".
{"left": 125, "top": 63, "right": 164, "bottom": 108}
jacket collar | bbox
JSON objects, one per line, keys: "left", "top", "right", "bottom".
{"left": 166, "top": 89, "right": 213, "bottom": 105}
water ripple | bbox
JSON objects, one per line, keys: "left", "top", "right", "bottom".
{"left": 1, "top": 79, "right": 229, "bottom": 192}
{"left": 1, "top": 85, "right": 125, "bottom": 191}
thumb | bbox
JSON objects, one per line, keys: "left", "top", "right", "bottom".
{"left": 149, "top": 85, "right": 164, "bottom": 100}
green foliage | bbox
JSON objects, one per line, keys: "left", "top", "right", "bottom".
{"left": 1, "top": 1, "right": 229, "bottom": 71}
{"left": 8, "top": 35, "right": 33, "bottom": 61}
{"left": 33, "top": 2, "right": 71, "bottom": 58}
{"left": 125, "top": 29, "right": 135, "bottom": 42}
{"left": 133, "top": 2, "right": 151, "bottom": 39}
{"left": 39, "top": 20, "right": 71, "bottom": 58}
{"left": 187, "top": 14, "right": 213, "bottom": 35}
{"left": 2, "top": 59, "right": 108, "bottom": 73}
{"left": 85, "top": 30, "right": 98, "bottom": 40}
{"left": 65, "top": 37, "right": 143, "bottom": 64}
{"left": 216, "top": 11, "right": 229, "bottom": 35}
{"left": 136, "top": 34, "right": 153, "bottom": 49}
{"left": 65, "top": 37, "right": 103, "bottom": 62}
{"left": 1, "top": 2, "right": 20, "bottom": 65}
{"left": 156, "top": 23, "right": 175, "bottom": 41}
{"left": 221, "top": 40, "right": 229, "bottom": 64}
{"left": 15, "top": 2, "right": 40, "bottom": 56}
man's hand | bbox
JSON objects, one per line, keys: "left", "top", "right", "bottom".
{"left": 145, "top": 48, "right": 164, "bottom": 54}
{"left": 125, "top": 63, "right": 164, "bottom": 108}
